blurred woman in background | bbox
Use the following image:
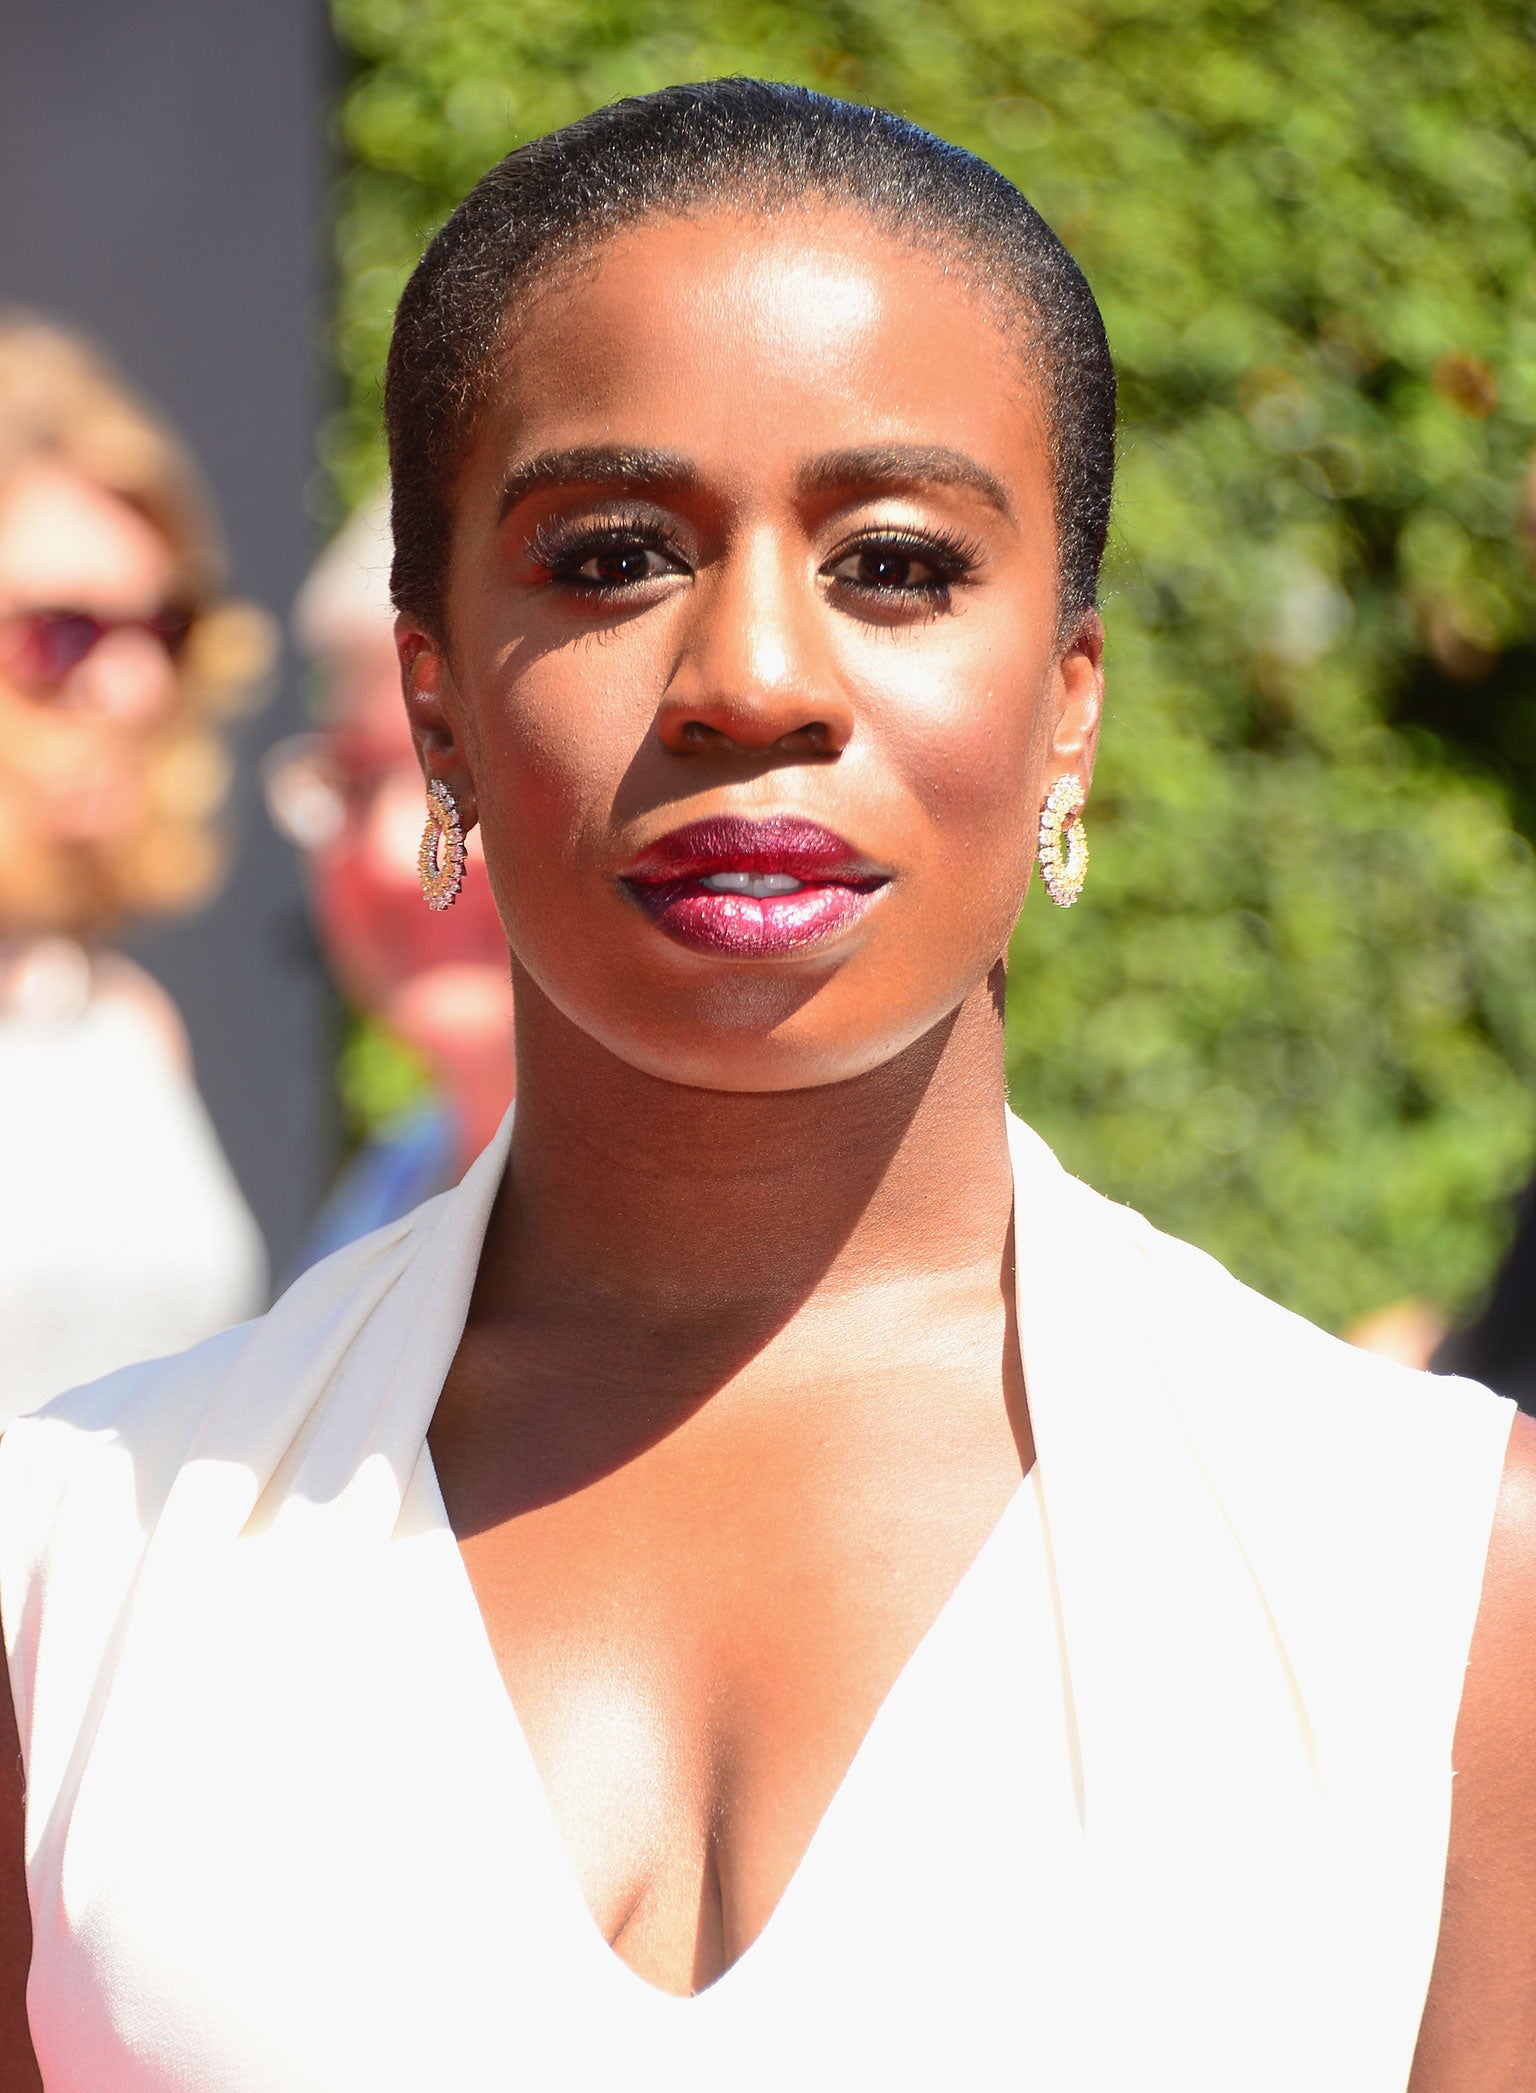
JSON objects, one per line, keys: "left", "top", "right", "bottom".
{"left": 0, "top": 313, "right": 268, "bottom": 1420}
{"left": 265, "top": 495, "right": 513, "bottom": 1271}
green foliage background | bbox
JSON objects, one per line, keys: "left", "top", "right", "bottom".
{"left": 328, "top": 0, "right": 1536, "bottom": 1330}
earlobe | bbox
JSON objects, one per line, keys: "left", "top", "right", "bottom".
{"left": 395, "top": 617, "right": 479, "bottom": 833}
{"left": 396, "top": 623, "right": 451, "bottom": 752}
{"left": 1049, "top": 611, "right": 1105, "bottom": 781}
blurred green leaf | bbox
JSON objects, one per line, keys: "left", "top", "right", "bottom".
{"left": 337, "top": 1011, "right": 432, "bottom": 1138}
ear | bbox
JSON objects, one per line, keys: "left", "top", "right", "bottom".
{"left": 395, "top": 615, "right": 479, "bottom": 832}
{"left": 1046, "top": 609, "right": 1105, "bottom": 796}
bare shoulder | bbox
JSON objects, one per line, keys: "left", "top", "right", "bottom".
{"left": 1412, "top": 1409, "right": 1536, "bottom": 2090}
{"left": 0, "top": 1544, "right": 42, "bottom": 2088}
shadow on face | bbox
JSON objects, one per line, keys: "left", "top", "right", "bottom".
{"left": 404, "top": 204, "right": 1102, "bottom": 1095}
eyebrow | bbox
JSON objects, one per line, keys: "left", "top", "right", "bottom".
{"left": 496, "top": 446, "right": 698, "bottom": 518}
{"left": 494, "top": 440, "right": 1015, "bottom": 522}
{"left": 798, "top": 446, "right": 1015, "bottom": 520}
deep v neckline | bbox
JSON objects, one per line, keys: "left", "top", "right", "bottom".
{"left": 416, "top": 1445, "right": 1032, "bottom": 2002}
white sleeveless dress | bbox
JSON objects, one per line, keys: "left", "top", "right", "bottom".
{"left": 0, "top": 1110, "right": 1513, "bottom": 2091}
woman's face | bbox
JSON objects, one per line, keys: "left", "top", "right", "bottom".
{"left": 0, "top": 458, "right": 183, "bottom": 885}
{"left": 408, "top": 206, "right": 1102, "bottom": 1091}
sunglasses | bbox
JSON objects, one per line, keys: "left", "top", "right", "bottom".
{"left": 0, "top": 605, "right": 197, "bottom": 697}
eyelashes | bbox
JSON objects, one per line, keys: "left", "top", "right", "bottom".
{"left": 524, "top": 509, "right": 683, "bottom": 589}
{"left": 524, "top": 509, "right": 985, "bottom": 611}
{"left": 823, "top": 524, "right": 983, "bottom": 604}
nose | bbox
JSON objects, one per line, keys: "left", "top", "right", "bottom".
{"left": 655, "top": 531, "right": 854, "bottom": 758}
{"left": 71, "top": 625, "right": 179, "bottom": 727}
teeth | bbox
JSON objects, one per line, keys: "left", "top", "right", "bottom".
{"left": 698, "top": 871, "right": 806, "bottom": 898}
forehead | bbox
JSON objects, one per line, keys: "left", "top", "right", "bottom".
{"left": 0, "top": 457, "right": 178, "bottom": 609}
{"left": 468, "top": 206, "right": 1048, "bottom": 497}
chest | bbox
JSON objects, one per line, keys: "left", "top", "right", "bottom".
{"left": 31, "top": 1469, "right": 1085, "bottom": 2091}
{"left": 17, "top": 1376, "right": 1445, "bottom": 2093}
{"left": 443, "top": 1379, "right": 1028, "bottom": 1992}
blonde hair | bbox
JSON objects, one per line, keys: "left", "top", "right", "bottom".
{"left": 0, "top": 312, "right": 274, "bottom": 934}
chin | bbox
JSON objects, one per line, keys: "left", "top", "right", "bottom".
{"left": 569, "top": 971, "right": 970, "bottom": 1095}
{"left": 509, "top": 881, "right": 1017, "bottom": 1095}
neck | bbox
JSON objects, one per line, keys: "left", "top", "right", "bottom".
{"left": 480, "top": 964, "right": 1016, "bottom": 1324}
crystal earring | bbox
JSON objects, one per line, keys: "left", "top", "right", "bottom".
{"left": 1037, "top": 776, "right": 1088, "bottom": 907}
{"left": 418, "top": 779, "right": 465, "bottom": 911}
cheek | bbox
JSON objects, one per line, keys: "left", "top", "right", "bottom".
{"left": 853, "top": 632, "right": 1048, "bottom": 889}
{"left": 468, "top": 653, "right": 652, "bottom": 878}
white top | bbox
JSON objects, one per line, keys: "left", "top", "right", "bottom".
{"left": 0, "top": 1110, "right": 1513, "bottom": 2091}
{"left": 0, "top": 942, "right": 266, "bottom": 1422}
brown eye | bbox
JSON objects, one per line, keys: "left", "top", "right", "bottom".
{"left": 831, "top": 546, "right": 941, "bottom": 591}
{"left": 575, "top": 543, "right": 675, "bottom": 587}
{"left": 822, "top": 528, "right": 978, "bottom": 605}
{"left": 528, "top": 515, "right": 692, "bottom": 596}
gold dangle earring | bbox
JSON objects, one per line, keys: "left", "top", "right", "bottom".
{"left": 418, "top": 779, "right": 466, "bottom": 911}
{"left": 1037, "top": 775, "right": 1089, "bottom": 908}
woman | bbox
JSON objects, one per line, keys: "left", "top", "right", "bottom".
{"left": 0, "top": 316, "right": 268, "bottom": 1422}
{"left": 1, "top": 83, "right": 1532, "bottom": 2090}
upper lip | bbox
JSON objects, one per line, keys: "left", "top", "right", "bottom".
{"left": 620, "top": 815, "right": 887, "bottom": 886}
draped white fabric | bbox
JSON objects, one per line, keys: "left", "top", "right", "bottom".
{"left": 0, "top": 1109, "right": 1512, "bottom": 2090}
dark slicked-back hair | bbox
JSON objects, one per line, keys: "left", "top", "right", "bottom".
{"left": 386, "top": 78, "right": 1116, "bottom": 638}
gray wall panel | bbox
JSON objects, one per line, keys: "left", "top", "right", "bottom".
{"left": 0, "top": 0, "right": 340, "bottom": 1278}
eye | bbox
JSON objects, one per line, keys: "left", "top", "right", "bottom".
{"left": 830, "top": 545, "right": 945, "bottom": 591}
{"left": 571, "top": 541, "right": 679, "bottom": 588}
{"left": 527, "top": 516, "right": 691, "bottom": 598}
{"left": 822, "top": 528, "right": 981, "bottom": 607}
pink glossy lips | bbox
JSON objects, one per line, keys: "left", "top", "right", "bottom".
{"left": 619, "top": 816, "right": 888, "bottom": 958}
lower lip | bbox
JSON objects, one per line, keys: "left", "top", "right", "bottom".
{"left": 622, "top": 879, "right": 882, "bottom": 957}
